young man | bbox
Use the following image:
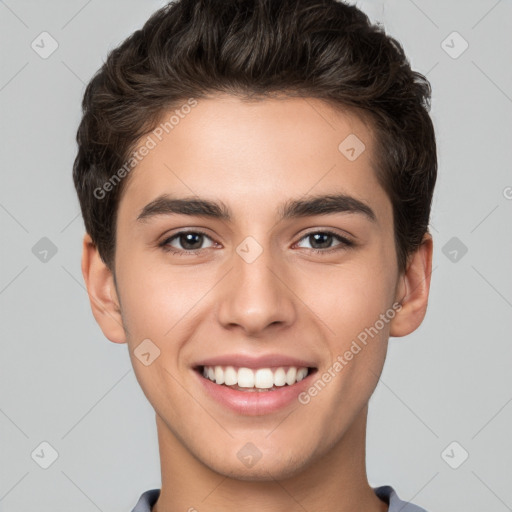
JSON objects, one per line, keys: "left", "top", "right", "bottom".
{"left": 73, "top": 0, "right": 436, "bottom": 510}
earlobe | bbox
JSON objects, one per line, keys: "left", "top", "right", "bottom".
{"left": 81, "top": 233, "right": 127, "bottom": 344}
{"left": 389, "top": 232, "right": 433, "bottom": 338}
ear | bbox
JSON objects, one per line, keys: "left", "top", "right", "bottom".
{"left": 81, "top": 233, "right": 127, "bottom": 344}
{"left": 389, "top": 232, "right": 433, "bottom": 337}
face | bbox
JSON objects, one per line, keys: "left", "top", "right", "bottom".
{"left": 101, "top": 95, "right": 409, "bottom": 479}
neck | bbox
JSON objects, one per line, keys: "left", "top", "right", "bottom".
{"left": 153, "top": 405, "right": 388, "bottom": 512}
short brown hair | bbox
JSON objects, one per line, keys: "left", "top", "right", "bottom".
{"left": 73, "top": 0, "right": 437, "bottom": 274}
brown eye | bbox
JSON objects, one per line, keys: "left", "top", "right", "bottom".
{"left": 160, "top": 230, "right": 215, "bottom": 254}
{"left": 296, "top": 231, "right": 354, "bottom": 253}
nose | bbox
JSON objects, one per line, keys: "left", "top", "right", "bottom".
{"left": 216, "top": 241, "right": 297, "bottom": 337}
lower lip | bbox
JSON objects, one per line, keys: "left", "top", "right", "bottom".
{"left": 194, "top": 368, "right": 316, "bottom": 416}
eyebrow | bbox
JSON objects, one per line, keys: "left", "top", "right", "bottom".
{"left": 136, "top": 193, "right": 377, "bottom": 223}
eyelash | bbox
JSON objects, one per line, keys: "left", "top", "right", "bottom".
{"left": 159, "top": 229, "right": 355, "bottom": 257}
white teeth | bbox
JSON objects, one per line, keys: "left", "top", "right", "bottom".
{"left": 296, "top": 367, "right": 308, "bottom": 382}
{"left": 201, "top": 365, "right": 311, "bottom": 389}
{"left": 214, "top": 366, "right": 224, "bottom": 385}
{"left": 224, "top": 366, "right": 237, "bottom": 385}
{"left": 285, "top": 367, "right": 297, "bottom": 385}
{"left": 273, "top": 367, "right": 287, "bottom": 386}
{"left": 237, "top": 367, "right": 255, "bottom": 388}
{"left": 254, "top": 368, "right": 274, "bottom": 389}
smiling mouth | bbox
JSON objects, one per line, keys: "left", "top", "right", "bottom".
{"left": 195, "top": 365, "right": 318, "bottom": 392}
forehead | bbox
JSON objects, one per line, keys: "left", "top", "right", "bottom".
{"left": 118, "top": 94, "right": 389, "bottom": 225}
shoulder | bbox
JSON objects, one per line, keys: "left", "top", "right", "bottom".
{"left": 130, "top": 489, "right": 160, "bottom": 512}
{"left": 373, "top": 485, "right": 429, "bottom": 512}
{"left": 132, "top": 486, "right": 428, "bottom": 512}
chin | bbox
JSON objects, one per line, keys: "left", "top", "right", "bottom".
{"left": 203, "top": 449, "right": 312, "bottom": 482}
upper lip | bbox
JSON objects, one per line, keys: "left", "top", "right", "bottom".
{"left": 194, "top": 353, "right": 318, "bottom": 370}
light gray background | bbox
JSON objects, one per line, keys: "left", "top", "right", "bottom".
{"left": 1, "top": 1, "right": 511, "bottom": 511}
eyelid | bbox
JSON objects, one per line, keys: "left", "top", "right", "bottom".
{"left": 296, "top": 227, "right": 354, "bottom": 243}
{"left": 159, "top": 228, "right": 215, "bottom": 250}
{"left": 293, "top": 229, "right": 354, "bottom": 252}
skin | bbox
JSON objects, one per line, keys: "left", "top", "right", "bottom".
{"left": 82, "top": 94, "right": 432, "bottom": 512}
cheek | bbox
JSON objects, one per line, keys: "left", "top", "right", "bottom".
{"left": 314, "top": 271, "right": 393, "bottom": 411}
{"left": 116, "top": 256, "right": 215, "bottom": 343}
{"left": 312, "top": 260, "right": 395, "bottom": 338}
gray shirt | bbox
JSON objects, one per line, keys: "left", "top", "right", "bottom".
{"left": 131, "top": 486, "right": 428, "bottom": 511}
